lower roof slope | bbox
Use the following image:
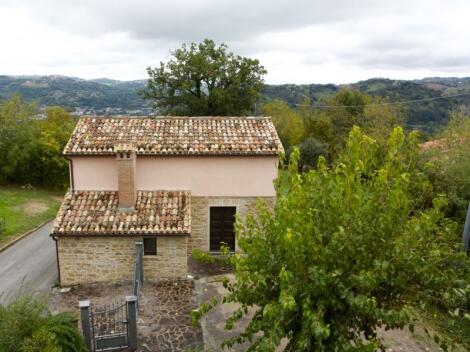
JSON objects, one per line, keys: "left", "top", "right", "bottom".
{"left": 51, "top": 190, "right": 190, "bottom": 236}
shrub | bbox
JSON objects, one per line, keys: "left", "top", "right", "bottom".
{"left": 198, "top": 127, "right": 468, "bottom": 351}
{"left": 423, "top": 112, "right": 470, "bottom": 222}
{"left": 21, "top": 328, "right": 61, "bottom": 352}
{"left": 0, "top": 294, "right": 86, "bottom": 352}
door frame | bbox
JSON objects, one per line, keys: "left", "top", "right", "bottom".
{"left": 206, "top": 201, "right": 240, "bottom": 252}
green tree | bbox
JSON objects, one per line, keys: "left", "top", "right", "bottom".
{"left": 423, "top": 111, "right": 470, "bottom": 221}
{"left": 362, "top": 97, "right": 406, "bottom": 142}
{"left": 262, "top": 99, "right": 304, "bottom": 149}
{"left": 0, "top": 97, "right": 75, "bottom": 189}
{"left": 297, "top": 98, "right": 334, "bottom": 147}
{"left": 0, "top": 95, "right": 39, "bottom": 184}
{"left": 140, "top": 39, "right": 267, "bottom": 116}
{"left": 298, "top": 137, "right": 329, "bottom": 171}
{"left": 324, "top": 90, "right": 405, "bottom": 152}
{"left": 34, "top": 107, "right": 76, "bottom": 189}
{"left": 204, "top": 127, "right": 467, "bottom": 351}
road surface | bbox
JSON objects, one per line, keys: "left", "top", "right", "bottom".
{"left": 0, "top": 221, "right": 58, "bottom": 304}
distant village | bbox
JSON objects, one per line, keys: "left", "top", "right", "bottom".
{"left": 70, "top": 106, "right": 157, "bottom": 116}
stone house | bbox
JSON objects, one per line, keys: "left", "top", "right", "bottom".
{"left": 51, "top": 116, "right": 283, "bottom": 286}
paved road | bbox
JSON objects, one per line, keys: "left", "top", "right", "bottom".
{"left": 0, "top": 221, "right": 58, "bottom": 304}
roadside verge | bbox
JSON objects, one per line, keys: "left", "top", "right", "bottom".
{"left": 0, "top": 218, "right": 54, "bottom": 253}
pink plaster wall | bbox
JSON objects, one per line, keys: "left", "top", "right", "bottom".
{"left": 71, "top": 156, "right": 278, "bottom": 197}
{"left": 72, "top": 156, "right": 117, "bottom": 190}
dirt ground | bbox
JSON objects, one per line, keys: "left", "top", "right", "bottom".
{"left": 16, "top": 200, "right": 48, "bottom": 216}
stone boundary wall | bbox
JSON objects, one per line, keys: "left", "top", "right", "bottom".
{"left": 57, "top": 235, "right": 187, "bottom": 286}
{"left": 189, "top": 196, "right": 275, "bottom": 255}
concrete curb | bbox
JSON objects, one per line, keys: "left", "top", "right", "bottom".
{"left": 0, "top": 218, "right": 54, "bottom": 254}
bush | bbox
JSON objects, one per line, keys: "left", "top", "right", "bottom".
{"left": 200, "top": 127, "right": 468, "bottom": 351}
{"left": 298, "top": 137, "right": 329, "bottom": 171}
{"left": 0, "top": 294, "right": 86, "bottom": 352}
{"left": 423, "top": 112, "right": 470, "bottom": 222}
{"left": 21, "top": 328, "right": 61, "bottom": 352}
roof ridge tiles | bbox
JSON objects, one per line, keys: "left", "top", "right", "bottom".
{"left": 63, "top": 116, "right": 283, "bottom": 156}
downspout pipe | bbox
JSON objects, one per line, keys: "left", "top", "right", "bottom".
{"left": 50, "top": 156, "right": 72, "bottom": 287}
{"left": 66, "top": 157, "right": 75, "bottom": 191}
{"left": 52, "top": 235, "right": 61, "bottom": 286}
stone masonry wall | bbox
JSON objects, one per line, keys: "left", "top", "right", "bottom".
{"left": 188, "top": 196, "right": 275, "bottom": 255}
{"left": 57, "top": 235, "right": 188, "bottom": 286}
{"left": 143, "top": 236, "right": 188, "bottom": 279}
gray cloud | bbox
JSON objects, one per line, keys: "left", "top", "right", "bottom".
{"left": 13, "top": 0, "right": 391, "bottom": 40}
{"left": 1, "top": 0, "right": 470, "bottom": 82}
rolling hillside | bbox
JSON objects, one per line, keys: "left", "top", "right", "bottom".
{"left": 264, "top": 78, "right": 470, "bottom": 131}
{"left": 1, "top": 75, "right": 470, "bottom": 131}
{"left": 0, "top": 75, "right": 150, "bottom": 115}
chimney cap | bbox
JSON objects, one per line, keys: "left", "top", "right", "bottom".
{"left": 114, "top": 143, "right": 136, "bottom": 153}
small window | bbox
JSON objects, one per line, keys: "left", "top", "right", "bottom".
{"left": 143, "top": 238, "right": 157, "bottom": 255}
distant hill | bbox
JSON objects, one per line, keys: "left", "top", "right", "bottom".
{"left": 1, "top": 75, "right": 470, "bottom": 131}
{"left": 0, "top": 75, "right": 151, "bottom": 115}
{"left": 263, "top": 78, "right": 470, "bottom": 131}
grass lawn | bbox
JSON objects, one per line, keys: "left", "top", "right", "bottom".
{"left": 0, "top": 185, "right": 63, "bottom": 247}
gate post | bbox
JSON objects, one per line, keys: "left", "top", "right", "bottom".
{"left": 79, "top": 300, "right": 93, "bottom": 351}
{"left": 126, "top": 295, "right": 138, "bottom": 351}
{"left": 136, "top": 240, "right": 143, "bottom": 282}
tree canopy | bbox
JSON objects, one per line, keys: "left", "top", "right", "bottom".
{"left": 262, "top": 90, "right": 406, "bottom": 169}
{"left": 0, "top": 95, "right": 75, "bottom": 189}
{"left": 262, "top": 100, "right": 304, "bottom": 149}
{"left": 140, "top": 39, "right": 267, "bottom": 116}
{"left": 201, "top": 127, "right": 468, "bottom": 351}
{"left": 423, "top": 111, "right": 470, "bottom": 221}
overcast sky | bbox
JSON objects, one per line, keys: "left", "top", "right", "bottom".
{"left": 0, "top": 0, "right": 469, "bottom": 84}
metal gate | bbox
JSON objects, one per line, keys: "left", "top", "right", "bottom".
{"left": 80, "top": 296, "right": 138, "bottom": 352}
{"left": 90, "top": 300, "right": 129, "bottom": 351}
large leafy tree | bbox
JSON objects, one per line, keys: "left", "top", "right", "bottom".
{"left": 0, "top": 95, "right": 38, "bottom": 183}
{"left": 324, "top": 90, "right": 405, "bottom": 150}
{"left": 262, "top": 99, "right": 304, "bottom": 149}
{"left": 140, "top": 39, "right": 267, "bottom": 116}
{"left": 0, "top": 96, "right": 75, "bottom": 189}
{"left": 34, "top": 107, "right": 76, "bottom": 189}
{"left": 206, "top": 127, "right": 467, "bottom": 351}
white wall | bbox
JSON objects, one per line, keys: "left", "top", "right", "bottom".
{"left": 71, "top": 155, "right": 278, "bottom": 197}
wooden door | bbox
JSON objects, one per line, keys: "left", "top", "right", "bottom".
{"left": 210, "top": 206, "right": 236, "bottom": 251}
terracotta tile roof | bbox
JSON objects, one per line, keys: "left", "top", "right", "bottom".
{"left": 419, "top": 138, "right": 448, "bottom": 151}
{"left": 51, "top": 190, "right": 190, "bottom": 236}
{"left": 63, "top": 116, "right": 284, "bottom": 156}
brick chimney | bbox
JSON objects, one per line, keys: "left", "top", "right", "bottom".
{"left": 115, "top": 143, "right": 136, "bottom": 210}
